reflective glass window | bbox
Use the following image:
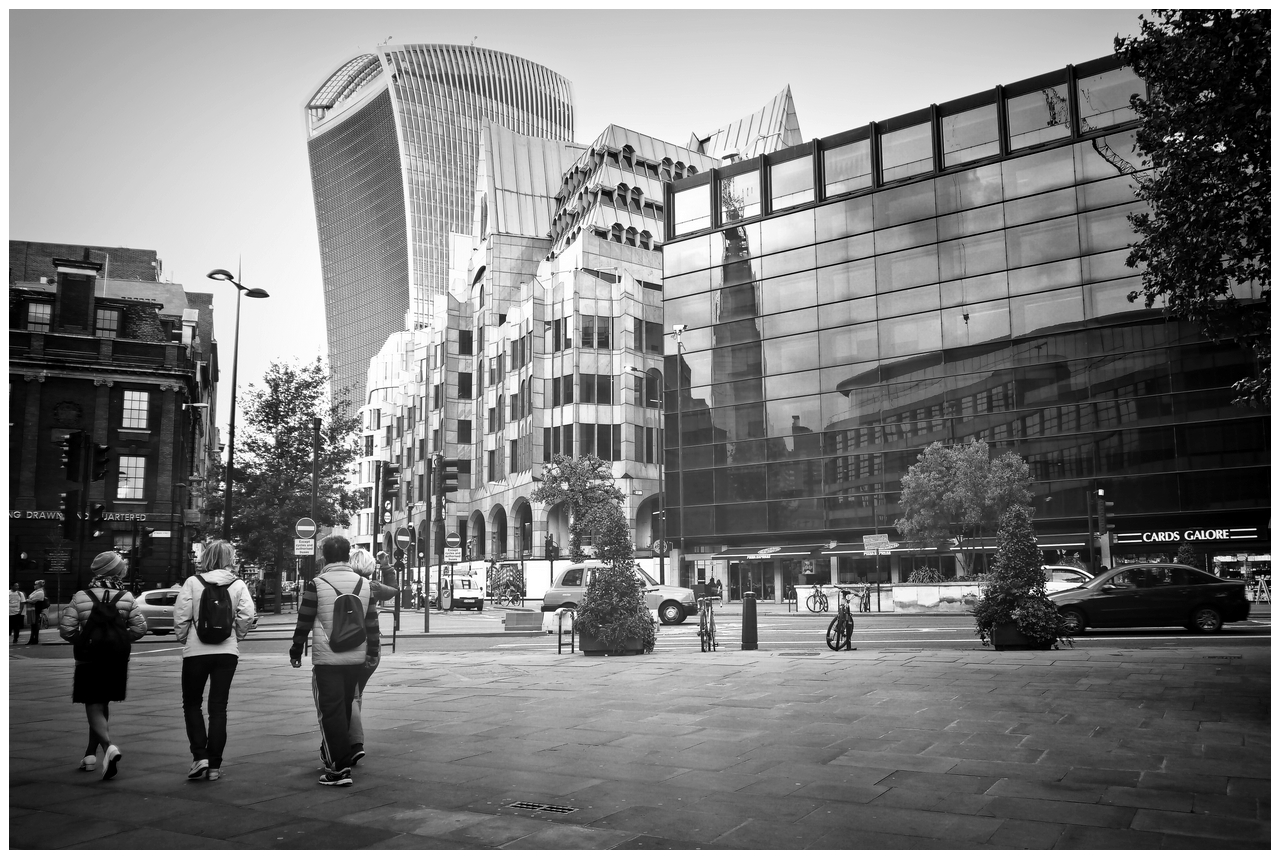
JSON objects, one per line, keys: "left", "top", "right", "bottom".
{"left": 720, "top": 220, "right": 761, "bottom": 260}
{"left": 1006, "top": 85, "right": 1072, "bottom": 150}
{"left": 664, "top": 235, "right": 711, "bottom": 275}
{"left": 817, "top": 259, "right": 875, "bottom": 304}
{"left": 1004, "top": 187, "right": 1077, "bottom": 227}
{"left": 817, "top": 232, "right": 875, "bottom": 266}
{"left": 761, "top": 306, "right": 818, "bottom": 340}
{"left": 720, "top": 170, "right": 761, "bottom": 222}
{"left": 880, "top": 122, "right": 934, "bottom": 182}
{"left": 764, "top": 370, "right": 821, "bottom": 401}
{"left": 1079, "top": 203, "right": 1143, "bottom": 254}
{"left": 1077, "top": 66, "right": 1143, "bottom": 131}
{"left": 717, "top": 466, "right": 767, "bottom": 502}
{"left": 1005, "top": 215, "right": 1081, "bottom": 268}
{"left": 1077, "top": 130, "right": 1144, "bottom": 181}
{"left": 766, "top": 394, "right": 823, "bottom": 437}
{"left": 663, "top": 269, "right": 711, "bottom": 300}
{"left": 1076, "top": 173, "right": 1142, "bottom": 212}
{"left": 823, "top": 139, "right": 872, "bottom": 196}
{"left": 816, "top": 195, "right": 872, "bottom": 241}
{"left": 665, "top": 293, "right": 712, "bottom": 330}
{"left": 879, "top": 311, "right": 942, "bottom": 359}
{"left": 942, "top": 103, "right": 999, "bottom": 167}
{"left": 1085, "top": 276, "right": 1148, "bottom": 319}
{"left": 717, "top": 283, "right": 763, "bottom": 324}
{"left": 761, "top": 208, "right": 815, "bottom": 254}
{"left": 717, "top": 502, "right": 769, "bottom": 533}
{"left": 939, "top": 232, "right": 1007, "bottom": 282}
{"left": 673, "top": 186, "right": 712, "bottom": 236}
{"left": 761, "top": 245, "right": 817, "bottom": 279}
{"left": 935, "top": 162, "right": 1003, "bottom": 214}
{"left": 878, "top": 284, "right": 940, "bottom": 319}
{"left": 816, "top": 295, "right": 876, "bottom": 328}
{"left": 1008, "top": 258, "right": 1082, "bottom": 296}
{"left": 1082, "top": 248, "right": 1139, "bottom": 285}
{"left": 942, "top": 299, "right": 1011, "bottom": 349}
{"left": 760, "top": 271, "right": 816, "bottom": 315}
{"left": 875, "top": 245, "right": 939, "bottom": 293}
{"left": 1002, "top": 146, "right": 1076, "bottom": 199}
{"left": 822, "top": 322, "right": 879, "bottom": 366}
{"left": 1010, "top": 286, "right": 1084, "bottom": 336}
{"left": 714, "top": 343, "right": 764, "bottom": 382}
{"left": 873, "top": 180, "right": 936, "bottom": 229}
{"left": 764, "top": 332, "right": 820, "bottom": 374}
{"left": 874, "top": 220, "right": 937, "bottom": 254}
{"left": 770, "top": 156, "right": 815, "bottom": 210}
{"left": 937, "top": 202, "right": 1004, "bottom": 240}
{"left": 941, "top": 271, "right": 1009, "bottom": 308}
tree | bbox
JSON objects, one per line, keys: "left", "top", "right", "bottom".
{"left": 895, "top": 441, "right": 1033, "bottom": 578}
{"left": 972, "top": 505, "right": 1067, "bottom": 647}
{"left": 1116, "top": 10, "right": 1270, "bottom": 406}
{"left": 230, "top": 359, "right": 361, "bottom": 575}
{"left": 1175, "top": 542, "right": 1200, "bottom": 569}
{"left": 532, "top": 454, "right": 625, "bottom": 561}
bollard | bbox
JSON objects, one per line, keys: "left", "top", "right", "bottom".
{"left": 742, "top": 591, "right": 758, "bottom": 651}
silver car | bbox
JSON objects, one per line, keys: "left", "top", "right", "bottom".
{"left": 136, "top": 586, "right": 181, "bottom": 634}
{"left": 541, "top": 562, "right": 697, "bottom": 624}
{"left": 1043, "top": 565, "right": 1094, "bottom": 594}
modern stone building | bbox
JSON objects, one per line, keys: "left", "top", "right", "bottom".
{"left": 661, "top": 55, "right": 1270, "bottom": 599}
{"left": 304, "top": 45, "right": 575, "bottom": 412}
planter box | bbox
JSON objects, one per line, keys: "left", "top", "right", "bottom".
{"left": 577, "top": 629, "right": 646, "bottom": 656}
{"left": 990, "top": 622, "right": 1054, "bottom": 651}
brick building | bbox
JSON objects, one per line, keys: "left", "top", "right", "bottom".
{"left": 9, "top": 242, "right": 219, "bottom": 597}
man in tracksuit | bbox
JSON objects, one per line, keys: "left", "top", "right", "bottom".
{"left": 289, "top": 536, "right": 380, "bottom": 787}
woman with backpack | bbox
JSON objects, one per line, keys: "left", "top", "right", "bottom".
{"left": 173, "top": 540, "right": 256, "bottom": 782}
{"left": 58, "top": 552, "right": 147, "bottom": 780}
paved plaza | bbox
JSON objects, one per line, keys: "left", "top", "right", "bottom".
{"left": 9, "top": 630, "right": 1269, "bottom": 851}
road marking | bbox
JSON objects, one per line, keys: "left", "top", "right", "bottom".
{"left": 134, "top": 646, "right": 184, "bottom": 655}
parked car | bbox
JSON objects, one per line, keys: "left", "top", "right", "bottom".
{"left": 137, "top": 586, "right": 181, "bottom": 634}
{"left": 1042, "top": 565, "right": 1093, "bottom": 594}
{"left": 1050, "top": 563, "right": 1250, "bottom": 634}
{"left": 541, "top": 562, "right": 697, "bottom": 624}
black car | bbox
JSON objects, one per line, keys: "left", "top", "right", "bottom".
{"left": 1051, "top": 563, "right": 1250, "bottom": 634}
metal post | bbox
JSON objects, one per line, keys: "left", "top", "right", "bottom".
{"left": 222, "top": 286, "right": 243, "bottom": 541}
{"left": 742, "top": 590, "right": 758, "bottom": 650}
{"left": 657, "top": 373, "right": 666, "bottom": 586}
{"left": 303, "top": 417, "right": 319, "bottom": 612}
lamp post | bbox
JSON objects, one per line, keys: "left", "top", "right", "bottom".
{"left": 206, "top": 269, "right": 269, "bottom": 541}
{"left": 670, "top": 324, "right": 687, "bottom": 586}
{"left": 626, "top": 364, "right": 666, "bottom": 585}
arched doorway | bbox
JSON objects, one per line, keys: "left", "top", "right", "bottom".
{"left": 513, "top": 500, "right": 533, "bottom": 559}
{"left": 633, "top": 493, "right": 661, "bottom": 553}
{"left": 467, "top": 512, "right": 486, "bottom": 563}
{"left": 489, "top": 505, "right": 508, "bottom": 559}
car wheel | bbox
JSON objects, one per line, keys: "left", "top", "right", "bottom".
{"left": 659, "top": 602, "right": 685, "bottom": 625}
{"left": 1191, "top": 606, "right": 1223, "bottom": 633}
{"left": 1059, "top": 608, "right": 1086, "bottom": 635}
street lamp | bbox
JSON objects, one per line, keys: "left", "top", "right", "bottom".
{"left": 206, "top": 268, "right": 269, "bottom": 540}
{"left": 626, "top": 364, "right": 666, "bottom": 585}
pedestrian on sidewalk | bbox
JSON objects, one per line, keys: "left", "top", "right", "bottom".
{"left": 10, "top": 583, "right": 26, "bottom": 644}
{"left": 347, "top": 548, "right": 397, "bottom": 767}
{"left": 289, "top": 535, "right": 380, "bottom": 788}
{"left": 173, "top": 540, "right": 256, "bottom": 783}
{"left": 58, "top": 553, "right": 146, "bottom": 780}
{"left": 25, "top": 580, "right": 48, "bottom": 645}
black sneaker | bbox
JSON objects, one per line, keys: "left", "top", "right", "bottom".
{"left": 350, "top": 746, "right": 365, "bottom": 767}
{"left": 318, "top": 768, "right": 352, "bottom": 787}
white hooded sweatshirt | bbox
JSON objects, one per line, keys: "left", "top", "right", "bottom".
{"left": 173, "top": 569, "right": 256, "bottom": 658}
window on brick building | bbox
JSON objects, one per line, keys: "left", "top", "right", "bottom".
{"left": 95, "top": 308, "right": 119, "bottom": 339}
{"left": 118, "top": 456, "right": 146, "bottom": 500}
{"left": 26, "top": 302, "right": 51, "bottom": 332}
{"left": 122, "top": 391, "right": 149, "bottom": 429}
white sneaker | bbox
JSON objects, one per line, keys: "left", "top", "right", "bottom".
{"left": 187, "top": 759, "right": 209, "bottom": 780}
{"left": 79, "top": 755, "right": 97, "bottom": 771}
{"left": 207, "top": 768, "right": 221, "bottom": 781}
{"left": 102, "top": 745, "right": 121, "bottom": 781}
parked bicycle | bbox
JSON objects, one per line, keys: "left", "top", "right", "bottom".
{"left": 826, "top": 588, "right": 858, "bottom": 651}
{"left": 806, "top": 585, "right": 829, "bottom": 613}
{"left": 492, "top": 588, "right": 523, "bottom": 608}
{"left": 698, "top": 596, "right": 718, "bottom": 652}
{"left": 855, "top": 584, "right": 871, "bottom": 613}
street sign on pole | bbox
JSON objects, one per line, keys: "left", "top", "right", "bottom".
{"left": 295, "top": 518, "right": 317, "bottom": 539}
{"left": 294, "top": 538, "right": 315, "bottom": 555}
{"left": 395, "top": 527, "right": 411, "bottom": 550}
{"left": 445, "top": 531, "right": 461, "bottom": 549}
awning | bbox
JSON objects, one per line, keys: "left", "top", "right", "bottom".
{"left": 713, "top": 544, "right": 824, "bottom": 561}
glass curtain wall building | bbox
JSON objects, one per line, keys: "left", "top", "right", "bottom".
{"left": 305, "top": 46, "right": 575, "bottom": 411}
{"left": 662, "top": 56, "right": 1269, "bottom": 596}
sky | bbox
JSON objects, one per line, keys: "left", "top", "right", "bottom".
{"left": 9, "top": 7, "right": 1145, "bottom": 444}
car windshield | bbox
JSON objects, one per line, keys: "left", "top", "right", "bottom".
{"left": 636, "top": 568, "right": 659, "bottom": 587}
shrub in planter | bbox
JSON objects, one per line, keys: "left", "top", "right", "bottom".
{"left": 573, "top": 504, "right": 656, "bottom": 655}
{"left": 973, "top": 505, "right": 1071, "bottom": 648}
{"left": 907, "top": 566, "right": 944, "bottom": 584}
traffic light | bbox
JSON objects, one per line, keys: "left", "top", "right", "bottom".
{"left": 138, "top": 527, "right": 155, "bottom": 560}
{"left": 1096, "top": 489, "right": 1115, "bottom": 568}
{"left": 60, "top": 489, "right": 81, "bottom": 541}
{"left": 88, "top": 504, "right": 107, "bottom": 539}
{"left": 546, "top": 534, "right": 559, "bottom": 560}
{"left": 91, "top": 444, "right": 112, "bottom": 481}
{"left": 438, "top": 458, "right": 461, "bottom": 500}
{"left": 60, "top": 431, "right": 85, "bottom": 481}
{"left": 380, "top": 462, "right": 401, "bottom": 513}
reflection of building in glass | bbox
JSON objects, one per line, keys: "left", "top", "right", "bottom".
{"left": 305, "top": 46, "right": 575, "bottom": 411}
{"left": 664, "top": 56, "right": 1269, "bottom": 596}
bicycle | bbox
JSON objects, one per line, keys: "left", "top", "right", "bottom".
{"left": 493, "top": 588, "right": 523, "bottom": 608}
{"left": 856, "top": 584, "right": 871, "bottom": 613}
{"left": 698, "top": 596, "right": 718, "bottom": 652}
{"left": 825, "top": 588, "right": 858, "bottom": 651}
{"left": 806, "top": 586, "right": 829, "bottom": 613}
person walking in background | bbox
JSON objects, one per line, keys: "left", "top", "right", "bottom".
{"left": 11, "top": 583, "right": 27, "bottom": 644}
{"left": 289, "top": 536, "right": 380, "bottom": 787}
{"left": 25, "top": 580, "right": 48, "bottom": 645}
{"left": 58, "top": 553, "right": 146, "bottom": 779}
{"left": 173, "top": 540, "right": 256, "bottom": 782}
{"left": 346, "top": 548, "right": 397, "bottom": 767}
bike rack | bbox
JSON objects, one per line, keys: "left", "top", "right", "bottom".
{"left": 785, "top": 586, "right": 797, "bottom": 613}
{"left": 556, "top": 608, "right": 576, "bottom": 654}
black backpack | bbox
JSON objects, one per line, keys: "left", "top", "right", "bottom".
{"left": 77, "top": 589, "right": 132, "bottom": 661}
{"left": 319, "top": 575, "right": 367, "bottom": 652}
{"left": 194, "top": 575, "right": 235, "bottom": 644}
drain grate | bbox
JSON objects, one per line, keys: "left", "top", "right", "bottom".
{"left": 509, "top": 801, "right": 578, "bottom": 814}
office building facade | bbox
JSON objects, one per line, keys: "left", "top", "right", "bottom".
{"left": 305, "top": 45, "right": 575, "bottom": 412}
{"left": 662, "top": 56, "right": 1269, "bottom": 599}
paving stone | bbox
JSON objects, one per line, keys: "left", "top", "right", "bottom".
{"left": 1139, "top": 771, "right": 1230, "bottom": 794}
{"left": 1228, "top": 776, "right": 1271, "bottom": 799}
{"left": 1131, "top": 808, "right": 1270, "bottom": 845}
{"left": 986, "top": 777, "right": 1105, "bottom": 804}
{"left": 985, "top": 818, "right": 1065, "bottom": 848}
{"left": 1192, "top": 793, "right": 1261, "bottom": 819}
{"left": 979, "top": 796, "right": 1137, "bottom": 828}
{"left": 1101, "top": 785, "right": 1194, "bottom": 812}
